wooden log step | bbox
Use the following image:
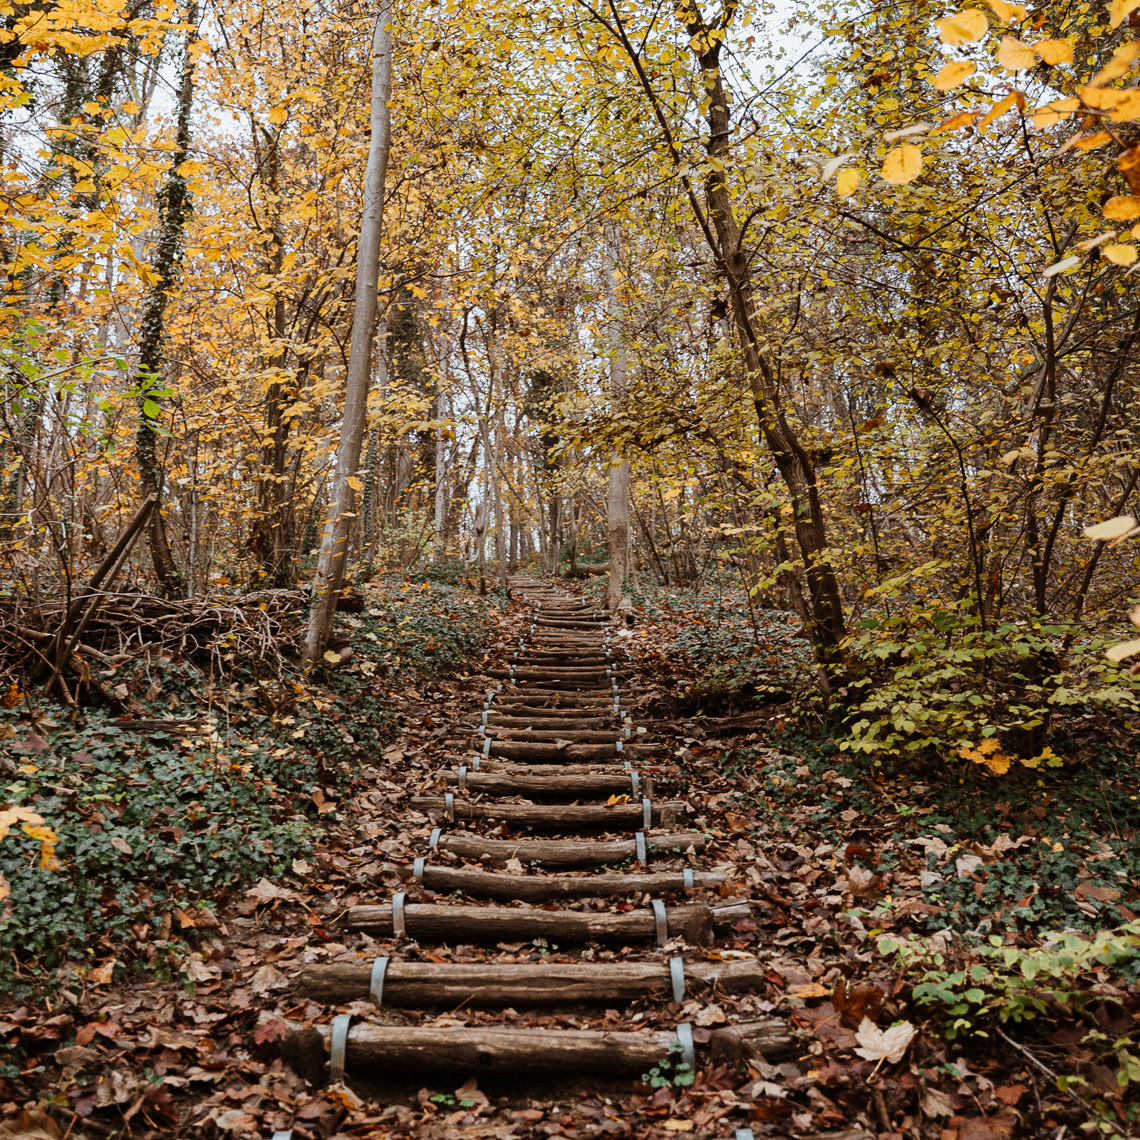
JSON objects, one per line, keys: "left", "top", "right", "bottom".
{"left": 448, "top": 729, "right": 640, "bottom": 744}
{"left": 445, "top": 762, "right": 667, "bottom": 777}
{"left": 501, "top": 685, "right": 616, "bottom": 696}
{"left": 482, "top": 714, "right": 616, "bottom": 728}
{"left": 293, "top": 1017, "right": 794, "bottom": 1077}
{"left": 435, "top": 831, "right": 705, "bottom": 867}
{"left": 483, "top": 741, "right": 659, "bottom": 761}
{"left": 487, "top": 668, "right": 625, "bottom": 682}
{"left": 440, "top": 770, "right": 650, "bottom": 797}
{"left": 344, "top": 901, "right": 719, "bottom": 944}
{"left": 488, "top": 697, "right": 616, "bottom": 710}
{"left": 297, "top": 957, "right": 760, "bottom": 1006}
{"left": 387, "top": 863, "right": 724, "bottom": 902}
{"left": 410, "top": 797, "right": 683, "bottom": 829}
{"left": 533, "top": 619, "right": 609, "bottom": 629}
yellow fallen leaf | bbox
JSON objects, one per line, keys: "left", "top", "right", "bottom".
{"left": 1089, "top": 42, "right": 1140, "bottom": 86}
{"left": 1109, "top": 89, "right": 1140, "bottom": 122}
{"left": 346, "top": 474, "right": 364, "bottom": 491}
{"left": 836, "top": 168, "right": 860, "bottom": 196}
{"left": 985, "top": 0, "right": 1026, "bottom": 19}
{"left": 1083, "top": 516, "right": 1137, "bottom": 541}
{"left": 1033, "top": 97, "right": 1079, "bottom": 128}
{"left": 996, "top": 35, "right": 1037, "bottom": 70}
{"left": 932, "top": 110, "right": 980, "bottom": 134}
{"left": 663, "top": 1122, "right": 694, "bottom": 1133}
{"left": 937, "top": 9, "right": 988, "bottom": 43}
{"left": 789, "top": 981, "right": 831, "bottom": 999}
{"left": 977, "top": 90, "right": 1023, "bottom": 129}
{"left": 932, "top": 60, "right": 976, "bottom": 90}
{"left": 323, "top": 649, "right": 343, "bottom": 664}
{"left": 1109, "top": 0, "right": 1140, "bottom": 28}
{"left": 881, "top": 144, "right": 923, "bottom": 184}
{"left": 1103, "top": 243, "right": 1138, "bottom": 265}
{"left": 1105, "top": 196, "right": 1140, "bottom": 221}
{"left": 1033, "top": 39, "right": 1073, "bottom": 65}
{"left": 1107, "top": 638, "right": 1140, "bottom": 663}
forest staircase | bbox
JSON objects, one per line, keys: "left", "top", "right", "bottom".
{"left": 281, "top": 579, "right": 789, "bottom": 1135}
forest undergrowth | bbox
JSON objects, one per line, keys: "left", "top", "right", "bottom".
{"left": 0, "top": 576, "right": 1138, "bottom": 1139}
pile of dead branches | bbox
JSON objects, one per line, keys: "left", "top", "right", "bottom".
{"left": 1, "top": 587, "right": 306, "bottom": 703}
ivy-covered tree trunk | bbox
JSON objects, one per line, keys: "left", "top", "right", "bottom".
{"left": 302, "top": 0, "right": 392, "bottom": 669}
{"left": 134, "top": 1, "right": 200, "bottom": 598}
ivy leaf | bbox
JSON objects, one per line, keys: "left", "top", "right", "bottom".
{"left": 142, "top": 398, "right": 161, "bottom": 419}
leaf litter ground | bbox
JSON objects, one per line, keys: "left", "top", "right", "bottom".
{"left": 1, "top": 582, "right": 1138, "bottom": 1139}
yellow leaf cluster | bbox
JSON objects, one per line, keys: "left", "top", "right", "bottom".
{"left": 0, "top": 807, "right": 60, "bottom": 871}
{"left": 957, "top": 738, "right": 1010, "bottom": 775}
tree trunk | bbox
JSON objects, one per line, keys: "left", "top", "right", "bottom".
{"left": 134, "top": 2, "right": 200, "bottom": 599}
{"left": 603, "top": 221, "right": 631, "bottom": 613}
{"left": 301, "top": 1, "right": 392, "bottom": 669}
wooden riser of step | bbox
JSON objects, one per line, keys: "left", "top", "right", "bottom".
{"left": 482, "top": 715, "right": 618, "bottom": 729}
{"left": 512, "top": 650, "right": 623, "bottom": 661}
{"left": 291, "top": 1019, "right": 793, "bottom": 1079}
{"left": 387, "top": 863, "right": 723, "bottom": 902}
{"left": 439, "top": 770, "right": 650, "bottom": 798}
{"left": 502, "top": 685, "right": 616, "bottom": 697}
{"left": 344, "top": 901, "right": 719, "bottom": 944}
{"left": 487, "top": 669, "right": 625, "bottom": 682}
{"left": 532, "top": 620, "right": 608, "bottom": 630}
{"left": 450, "top": 730, "right": 646, "bottom": 744}
{"left": 298, "top": 957, "right": 761, "bottom": 1006}
{"left": 487, "top": 697, "right": 617, "bottom": 711}
{"left": 481, "top": 741, "right": 658, "bottom": 761}
{"left": 411, "top": 797, "right": 682, "bottom": 829}
{"left": 433, "top": 831, "right": 704, "bottom": 867}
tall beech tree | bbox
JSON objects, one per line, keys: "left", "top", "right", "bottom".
{"left": 302, "top": 0, "right": 393, "bottom": 669}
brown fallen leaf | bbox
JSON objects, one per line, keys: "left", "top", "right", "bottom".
{"left": 249, "top": 963, "right": 289, "bottom": 994}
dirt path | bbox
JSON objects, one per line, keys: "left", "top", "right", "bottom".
{"left": 248, "top": 579, "right": 869, "bottom": 1139}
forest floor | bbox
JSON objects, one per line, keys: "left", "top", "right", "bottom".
{"left": 1, "top": 576, "right": 1138, "bottom": 1139}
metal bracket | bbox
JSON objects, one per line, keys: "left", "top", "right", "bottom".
{"left": 481, "top": 710, "right": 489, "bottom": 726}
{"left": 471, "top": 753, "right": 481, "bottom": 770}
{"left": 635, "top": 830, "right": 647, "bottom": 865}
{"left": 428, "top": 828, "right": 441, "bottom": 848}
{"left": 391, "top": 891, "right": 407, "bottom": 937}
{"left": 272, "top": 1131, "right": 293, "bottom": 1140}
{"left": 328, "top": 1013, "right": 351, "bottom": 1083}
{"left": 616, "top": 740, "right": 624, "bottom": 753}
{"left": 669, "top": 955, "right": 686, "bottom": 1003}
{"left": 675, "top": 1022, "right": 695, "bottom": 1071}
{"left": 457, "top": 766, "right": 468, "bottom": 792}
{"left": 412, "top": 857, "right": 425, "bottom": 881}
{"left": 370, "top": 956, "right": 389, "bottom": 1006}
{"left": 682, "top": 868, "right": 694, "bottom": 889}
{"left": 651, "top": 898, "right": 668, "bottom": 945}
{"left": 629, "top": 771, "right": 640, "bottom": 797}
{"left": 735, "top": 1131, "right": 756, "bottom": 1140}
{"left": 483, "top": 736, "right": 492, "bottom": 756}
{"left": 444, "top": 792, "right": 455, "bottom": 822}
{"left": 642, "top": 797, "right": 653, "bottom": 829}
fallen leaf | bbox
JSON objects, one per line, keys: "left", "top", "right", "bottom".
{"left": 663, "top": 1122, "right": 694, "bottom": 1133}
{"left": 854, "top": 1017, "right": 917, "bottom": 1064}
{"left": 249, "top": 963, "right": 289, "bottom": 994}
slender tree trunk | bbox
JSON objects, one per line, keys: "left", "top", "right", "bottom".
{"left": 596, "top": 0, "right": 846, "bottom": 676}
{"left": 302, "top": 1, "right": 392, "bottom": 669}
{"left": 134, "top": 1, "right": 199, "bottom": 598}
{"left": 603, "top": 222, "right": 630, "bottom": 613}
